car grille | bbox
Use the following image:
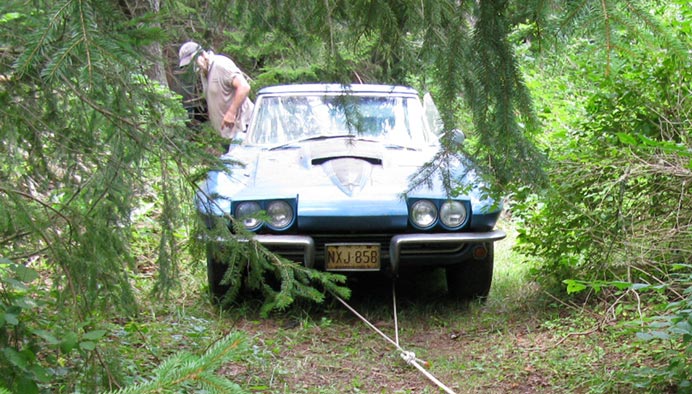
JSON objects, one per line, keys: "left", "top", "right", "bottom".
{"left": 259, "top": 232, "right": 470, "bottom": 265}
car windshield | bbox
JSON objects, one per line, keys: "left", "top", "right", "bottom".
{"left": 246, "top": 93, "right": 434, "bottom": 147}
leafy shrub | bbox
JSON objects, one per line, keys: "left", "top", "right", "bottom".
{"left": 0, "top": 259, "right": 50, "bottom": 393}
{"left": 0, "top": 259, "right": 123, "bottom": 392}
{"left": 514, "top": 14, "right": 692, "bottom": 293}
{"left": 634, "top": 271, "right": 692, "bottom": 392}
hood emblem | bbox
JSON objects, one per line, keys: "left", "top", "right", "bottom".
{"left": 323, "top": 158, "right": 371, "bottom": 196}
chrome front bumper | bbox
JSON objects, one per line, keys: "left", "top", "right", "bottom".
{"left": 253, "top": 230, "right": 507, "bottom": 274}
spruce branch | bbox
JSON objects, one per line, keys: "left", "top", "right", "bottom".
{"left": 107, "top": 332, "right": 249, "bottom": 394}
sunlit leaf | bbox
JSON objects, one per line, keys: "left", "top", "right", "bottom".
{"left": 12, "top": 264, "right": 39, "bottom": 283}
{"left": 563, "top": 279, "right": 587, "bottom": 294}
{"left": 82, "top": 330, "right": 107, "bottom": 341}
{"left": 616, "top": 132, "right": 638, "bottom": 145}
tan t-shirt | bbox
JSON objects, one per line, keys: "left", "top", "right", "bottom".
{"left": 201, "top": 54, "right": 254, "bottom": 139}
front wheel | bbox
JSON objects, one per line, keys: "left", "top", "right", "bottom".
{"left": 445, "top": 243, "right": 494, "bottom": 300}
{"left": 206, "top": 244, "right": 236, "bottom": 303}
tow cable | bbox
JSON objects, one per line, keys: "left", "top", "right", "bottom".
{"left": 332, "top": 280, "right": 457, "bottom": 394}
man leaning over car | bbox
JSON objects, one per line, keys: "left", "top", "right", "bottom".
{"left": 178, "top": 41, "right": 254, "bottom": 152}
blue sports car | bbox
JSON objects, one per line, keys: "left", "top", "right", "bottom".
{"left": 196, "top": 84, "right": 505, "bottom": 300}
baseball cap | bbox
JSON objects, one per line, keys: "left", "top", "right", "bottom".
{"left": 178, "top": 41, "right": 202, "bottom": 68}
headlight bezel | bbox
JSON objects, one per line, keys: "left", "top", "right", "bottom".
{"left": 407, "top": 198, "right": 470, "bottom": 231}
{"left": 231, "top": 199, "right": 297, "bottom": 232}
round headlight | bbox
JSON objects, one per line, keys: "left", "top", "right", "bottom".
{"left": 410, "top": 200, "right": 437, "bottom": 228}
{"left": 235, "top": 202, "right": 262, "bottom": 230}
{"left": 440, "top": 201, "right": 467, "bottom": 228}
{"left": 266, "top": 200, "right": 294, "bottom": 230}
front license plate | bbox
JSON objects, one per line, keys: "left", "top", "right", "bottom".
{"left": 325, "top": 243, "right": 381, "bottom": 271}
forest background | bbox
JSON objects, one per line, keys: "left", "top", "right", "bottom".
{"left": 0, "top": 0, "right": 690, "bottom": 393}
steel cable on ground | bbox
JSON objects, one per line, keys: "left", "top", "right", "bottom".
{"left": 332, "top": 285, "right": 457, "bottom": 394}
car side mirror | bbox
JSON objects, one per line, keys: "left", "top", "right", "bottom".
{"left": 445, "top": 128, "right": 465, "bottom": 145}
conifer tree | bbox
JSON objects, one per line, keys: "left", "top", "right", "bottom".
{"left": 1, "top": 0, "right": 680, "bottom": 391}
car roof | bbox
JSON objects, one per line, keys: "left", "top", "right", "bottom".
{"left": 256, "top": 83, "right": 419, "bottom": 96}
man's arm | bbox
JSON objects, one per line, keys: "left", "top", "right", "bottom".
{"left": 222, "top": 75, "right": 251, "bottom": 130}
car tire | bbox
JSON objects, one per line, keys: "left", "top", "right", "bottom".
{"left": 445, "top": 243, "right": 494, "bottom": 300}
{"left": 206, "top": 246, "right": 230, "bottom": 302}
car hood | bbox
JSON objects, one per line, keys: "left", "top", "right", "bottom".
{"left": 243, "top": 139, "right": 428, "bottom": 197}
{"left": 197, "top": 138, "right": 498, "bottom": 222}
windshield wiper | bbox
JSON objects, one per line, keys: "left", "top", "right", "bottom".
{"left": 384, "top": 143, "right": 417, "bottom": 151}
{"left": 269, "top": 134, "right": 354, "bottom": 150}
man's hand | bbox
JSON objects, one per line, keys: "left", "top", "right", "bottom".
{"left": 222, "top": 109, "right": 237, "bottom": 129}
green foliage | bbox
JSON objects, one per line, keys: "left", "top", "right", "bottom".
{"left": 107, "top": 331, "right": 249, "bottom": 394}
{"left": 0, "top": 0, "right": 218, "bottom": 391}
{"left": 514, "top": 3, "right": 692, "bottom": 292}
{"left": 0, "top": 257, "right": 131, "bottom": 392}
{"left": 563, "top": 278, "right": 633, "bottom": 295}
{"left": 514, "top": 4, "right": 692, "bottom": 389}
{"left": 633, "top": 269, "right": 692, "bottom": 392}
{"left": 0, "top": 259, "right": 49, "bottom": 394}
{"left": 200, "top": 217, "right": 351, "bottom": 317}
{"left": 1, "top": 0, "right": 195, "bottom": 311}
